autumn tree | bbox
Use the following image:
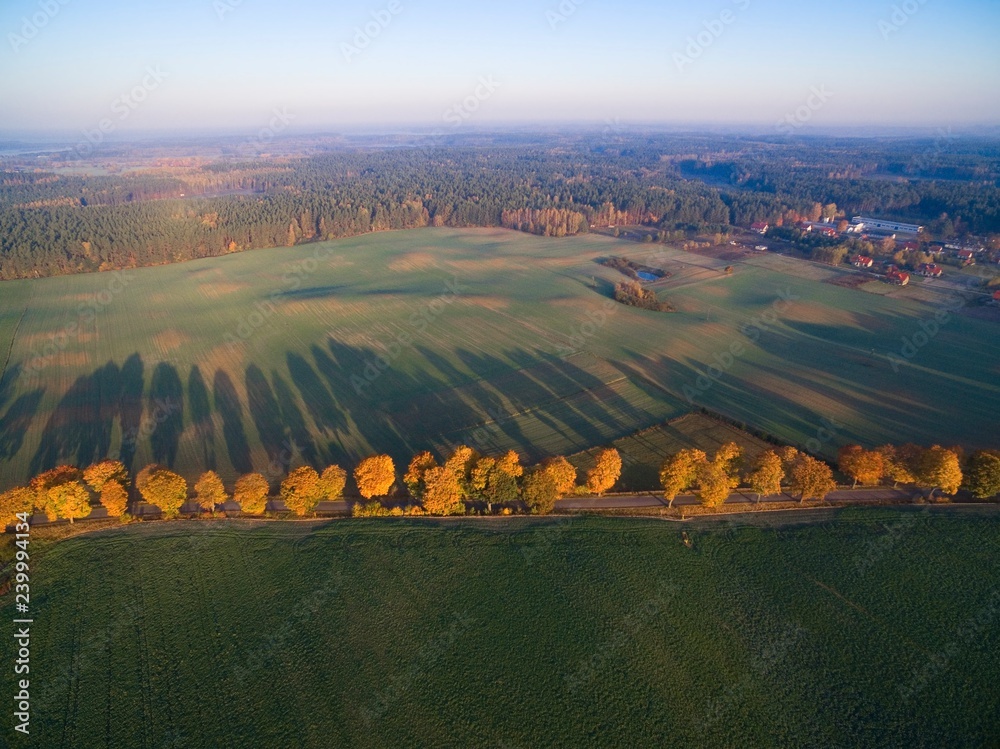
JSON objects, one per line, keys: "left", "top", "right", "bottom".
{"left": 30, "top": 466, "right": 86, "bottom": 522}
{"left": 964, "top": 450, "right": 1000, "bottom": 499}
{"left": 234, "top": 473, "right": 270, "bottom": 515}
{"left": 319, "top": 465, "right": 348, "bottom": 501}
{"left": 100, "top": 482, "right": 129, "bottom": 519}
{"left": 0, "top": 487, "right": 36, "bottom": 528}
{"left": 838, "top": 445, "right": 886, "bottom": 488}
{"left": 659, "top": 449, "right": 707, "bottom": 508}
{"left": 470, "top": 452, "right": 522, "bottom": 506}
{"left": 281, "top": 466, "right": 323, "bottom": 517}
{"left": 404, "top": 452, "right": 438, "bottom": 500}
{"left": 83, "top": 460, "right": 129, "bottom": 493}
{"left": 136, "top": 465, "right": 189, "bottom": 519}
{"left": 354, "top": 455, "right": 396, "bottom": 500}
{"left": 422, "top": 466, "right": 465, "bottom": 516}
{"left": 876, "top": 444, "right": 920, "bottom": 487}
{"left": 444, "top": 445, "right": 478, "bottom": 497}
{"left": 745, "top": 450, "right": 784, "bottom": 501}
{"left": 788, "top": 455, "right": 836, "bottom": 502}
{"left": 916, "top": 445, "right": 963, "bottom": 498}
{"left": 540, "top": 456, "right": 577, "bottom": 497}
{"left": 586, "top": 448, "right": 622, "bottom": 496}
{"left": 522, "top": 468, "right": 559, "bottom": 515}
{"left": 194, "top": 471, "right": 229, "bottom": 516}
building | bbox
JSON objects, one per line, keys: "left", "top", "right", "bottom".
{"left": 993, "top": 290, "right": 1000, "bottom": 306}
{"left": 901, "top": 240, "right": 920, "bottom": 252}
{"left": 957, "top": 250, "right": 976, "bottom": 266}
{"left": 852, "top": 255, "right": 874, "bottom": 269}
{"left": 851, "top": 216, "right": 924, "bottom": 235}
{"left": 885, "top": 266, "right": 910, "bottom": 286}
{"left": 754, "top": 245, "right": 768, "bottom": 252}
{"left": 918, "top": 263, "right": 943, "bottom": 278}
{"left": 751, "top": 222, "right": 769, "bottom": 234}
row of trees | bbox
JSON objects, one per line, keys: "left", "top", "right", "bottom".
{"left": 0, "top": 447, "right": 625, "bottom": 526}
{"left": 3, "top": 441, "right": 997, "bottom": 528}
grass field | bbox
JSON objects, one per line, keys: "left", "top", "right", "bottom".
{"left": 2, "top": 510, "right": 997, "bottom": 748}
{"left": 0, "top": 227, "right": 998, "bottom": 492}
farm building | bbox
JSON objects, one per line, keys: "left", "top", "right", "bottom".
{"left": 851, "top": 216, "right": 924, "bottom": 235}
{"left": 751, "top": 222, "right": 769, "bottom": 234}
{"left": 852, "top": 255, "right": 874, "bottom": 268}
{"left": 918, "top": 263, "right": 943, "bottom": 278}
{"left": 802, "top": 223, "right": 839, "bottom": 238}
{"left": 957, "top": 250, "right": 976, "bottom": 266}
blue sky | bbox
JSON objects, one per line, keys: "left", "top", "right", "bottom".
{"left": 1, "top": 0, "right": 998, "bottom": 135}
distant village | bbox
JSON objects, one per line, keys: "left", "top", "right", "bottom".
{"left": 748, "top": 215, "right": 1000, "bottom": 303}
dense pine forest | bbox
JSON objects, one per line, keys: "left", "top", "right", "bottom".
{"left": 2, "top": 133, "right": 999, "bottom": 279}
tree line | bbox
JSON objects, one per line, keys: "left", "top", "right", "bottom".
{"left": 2, "top": 440, "right": 996, "bottom": 528}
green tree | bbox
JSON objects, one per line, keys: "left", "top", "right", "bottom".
{"left": 522, "top": 468, "right": 559, "bottom": 515}
{"left": 964, "top": 451, "right": 1000, "bottom": 499}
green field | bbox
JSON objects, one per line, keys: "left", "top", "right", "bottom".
{"left": 0, "top": 227, "right": 998, "bottom": 491}
{"left": 2, "top": 511, "right": 997, "bottom": 747}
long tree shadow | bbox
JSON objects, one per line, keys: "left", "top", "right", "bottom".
{"left": 213, "top": 369, "right": 253, "bottom": 475}
{"left": 288, "top": 351, "right": 345, "bottom": 436}
{"left": 273, "top": 372, "right": 318, "bottom": 467}
{"left": 188, "top": 365, "right": 216, "bottom": 471}
{"left": 246, "top": 364, "right": 286, "bottom": 471}
{"left": 149, "top": 362, "right": 184, "bottom": 468}
{"left": 118, "top": 354, "right": 145, "bottom": 472}
{"left": 0, "top": 388, "right": 44, "bottom": 461}
{"left": 30, "top": 360, "right": 122, "bottom": 474}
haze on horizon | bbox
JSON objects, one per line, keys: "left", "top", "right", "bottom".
{"left": 1, "top": 0, "right": 998, "bottom": 138}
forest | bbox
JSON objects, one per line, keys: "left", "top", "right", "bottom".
{"left": 2, "top": 132, "right": 999, "bottom": 279}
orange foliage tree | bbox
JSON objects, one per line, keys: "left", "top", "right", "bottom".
{"left": 354, "top": 455, "right": 396, "bottom": 500}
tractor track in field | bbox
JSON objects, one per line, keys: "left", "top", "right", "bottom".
{"left": 0, "top": 301, "right": 28, "bottom": 387}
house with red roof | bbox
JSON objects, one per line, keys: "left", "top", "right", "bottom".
{"left": 852, "top": 255, "right": 873, "bottom": 269}
{"left": 957, "top": 249, "right": 976, "bottom": 266}
{"left": 917, "top": 263, "right": 943, "bottom": 278}
{"left": 751, "top": 222, "right": 769, "bottom": 234}
{"left": 885, "top": 267, "right": 910, "bottom": 286}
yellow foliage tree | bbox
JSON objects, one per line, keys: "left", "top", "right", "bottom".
{"left": 100, "top": 482, "right": 129, "bottom": 519}
{"left": 0, "top": 487, "right": 36, "bottom": 528}
{"left": 916, "top": 446, "right": 963, "bottom": 497}
{"left": 354, "top": 455, "right": 396, "bottom": 500}
{"left": 30, "top": 466, "right": 85, "bottom": 521}
{"left": 45, "top": 481, "right": 92, "bottom": 523}
{"left": 234, "top": 473, "right": 270, "bottom": 515}
{"left": 522, "top": 468, "right": 559, "bottom": 515}
{"left": 194, "top": 471, "right": 229, "bottom": 516}
{"left": 697, "top": 459, "right": 737, "bottom": 509}
{"left": 404, "top": 452, "right": 438, "bottom": 500}
{"left": 838, "top": 445, "right": 886, "bottom": 488}
{"left": 319, "top": 465, "right": 348, "bottom": 501}
{"left": 745, "top": 450, "right": 784, "bottom": 501}
{"left": 788, "top": 456, "right": 836, "bottom": 502}
{"left": 281, "top": 466, "right": 322, "bottom": 517}
{"left": 136, "top": 465, "right": 188, "bottom": 519}
{"left": 83, "top": 460, "right": 129, "bottom": 493}
{"left": 586, "top": 448, "right": 622, "bottom": 496}
{"left": 876, "top": 444, "right": 920, "bottom": 486}
{"left": 660, "top": 449, "right": 707, "bottom": 508}
{"left": 541, "top": 456, "right": 577, "bottom": 497}
{"left": 422, "top": 466, "right": 464, "bottom": 515}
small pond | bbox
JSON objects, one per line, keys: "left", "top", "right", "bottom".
{"left": 636, "top": 271, "right": 658, "bottom": 282}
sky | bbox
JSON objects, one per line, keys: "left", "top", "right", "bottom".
{"left": 0, "top": 0, "right": 998, "bottom": 137}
